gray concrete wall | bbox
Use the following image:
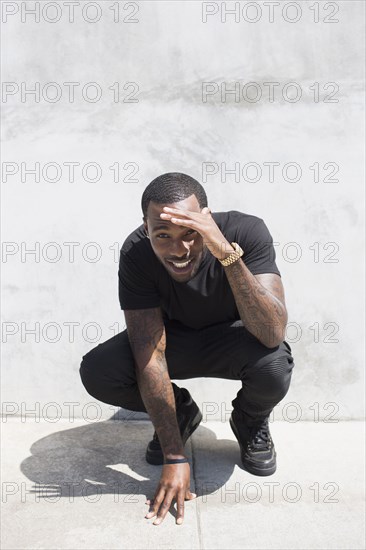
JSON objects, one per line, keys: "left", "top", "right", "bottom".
{"left": 2, "top": 1, "right": 365, "bottom": 420}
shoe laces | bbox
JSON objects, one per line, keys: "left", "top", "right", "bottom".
{"left": 248, "top": 418, "right": 271, "bottom": 450}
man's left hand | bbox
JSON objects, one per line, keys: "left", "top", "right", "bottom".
{"left": 160, "top": 206, "right": 234, "bottom": 260}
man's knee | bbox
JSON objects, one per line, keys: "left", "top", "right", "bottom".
{"left": 248, "top": 354, "right": 295, "bottom": 402}
{"left": 79, "top": 346, "right": 105, "bottom": 398}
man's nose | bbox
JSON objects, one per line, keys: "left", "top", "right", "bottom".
{"left": 172, "top": 239, "right": 193, "bottom": 258}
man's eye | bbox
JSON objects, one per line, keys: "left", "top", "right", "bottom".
{"left": 156, "top": 230, "right": 196, "bottom": 239}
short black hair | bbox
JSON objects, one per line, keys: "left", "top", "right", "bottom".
{"left": 141, "top": 172, "right": 208, "bottom": 220}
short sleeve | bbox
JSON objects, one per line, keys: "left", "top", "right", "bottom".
{"left": 118, "top": 249, "right": 161, "bottom": 310}
{"left": 239, "top": 218, "right": 281, "bottom": 276}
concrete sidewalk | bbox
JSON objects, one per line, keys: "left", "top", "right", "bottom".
{"left": 1, "top": 417, "right": 365, "bottom": 549}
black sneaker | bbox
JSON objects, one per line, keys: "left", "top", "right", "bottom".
{"left": 229, "top": 409, "right": 276, "bottom": 476}
{"left": 146, "top": 388, "right": 202, "bottom": 465}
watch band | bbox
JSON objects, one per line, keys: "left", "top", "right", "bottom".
{"left": 219, "top": 242, "right": 244, "bottom": 267}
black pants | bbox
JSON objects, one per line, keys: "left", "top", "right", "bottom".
{"left": 79, "top": 319, "right": 295, "bottom": 421}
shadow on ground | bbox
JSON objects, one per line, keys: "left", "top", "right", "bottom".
{"left": 20, "top": 416, "right": 240, "bottom": 505}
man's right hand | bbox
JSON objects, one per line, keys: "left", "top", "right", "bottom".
{"left": 124, "top": 308, "right": 196, "bottom": 524}
{"left": 145, "top": 462, "right": 196, "bottom": 525}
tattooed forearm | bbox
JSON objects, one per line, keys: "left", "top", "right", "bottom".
{"left": 223, "top": 260, "right": 288, "bottom": 348}
{"left": 135, "top": 349, "right": 184, "bottom": 457}
{"left": 124, "top": 308, "right": 185, "bottom": 458}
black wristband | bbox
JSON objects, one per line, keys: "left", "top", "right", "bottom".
{"left": 164, "top": 457, "right": 189, "bottom": 465}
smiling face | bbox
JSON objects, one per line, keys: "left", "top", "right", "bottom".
{"left": 143, "top": 194, "right": 207, "bottom": 282}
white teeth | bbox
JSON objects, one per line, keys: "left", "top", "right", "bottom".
{"left": 171, "top": 259, "right": 192, "bottom": 268}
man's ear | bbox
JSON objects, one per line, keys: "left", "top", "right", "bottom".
{"left": 143, "top": 220, "right": 149, "bottom": 238}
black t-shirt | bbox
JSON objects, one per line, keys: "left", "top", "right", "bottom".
{"left": 118, "top": 210, "right": 280, "bottom": 330}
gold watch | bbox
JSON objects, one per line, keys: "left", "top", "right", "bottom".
{"left": 219, "top": 242, "right": 244, "bottom": 267}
